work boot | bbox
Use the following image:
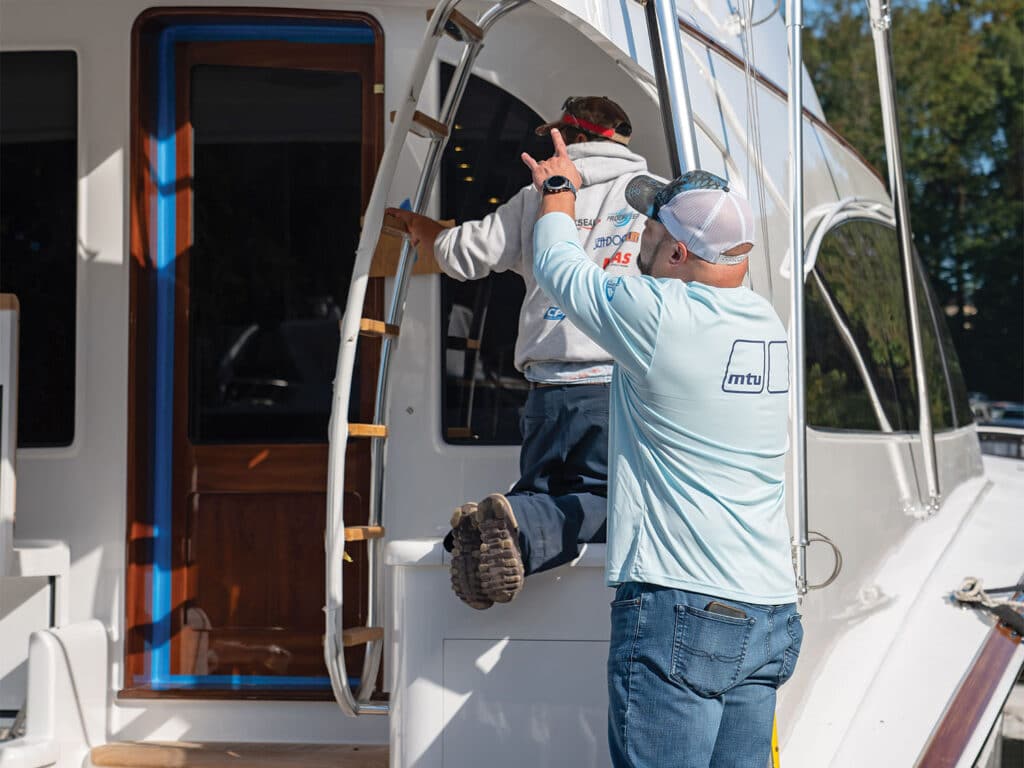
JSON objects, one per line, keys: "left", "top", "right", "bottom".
{"left": 449, "top": 503, "right": 493, "bottom": 610}
{"left": 475, "top": 493, "right": 525, "bottom": 603}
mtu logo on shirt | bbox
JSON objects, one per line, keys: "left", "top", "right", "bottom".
{"left": 544, "top": 306, "right": 566, "bottom": 321}
{"left": 721, "top": 339, "right": 789, "bottom": 394}
{"left": 722, "top": 340, "right": 765, "bottom": 393}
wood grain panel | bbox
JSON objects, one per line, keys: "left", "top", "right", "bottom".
{"left": 126, "top": 10, "right": 386, "bottom": 698}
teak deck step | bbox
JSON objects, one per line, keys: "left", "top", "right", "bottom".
{"left": 90, "top": 741, "right": 388, "bottom": 768}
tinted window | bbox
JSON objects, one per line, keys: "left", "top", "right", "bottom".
{"left": 914, "top": 258, "right": 971, "bottom": 428}
{"left": 188, "top": 65, "right": 362, "bottom": 443}
{"left": 0, "top": 52, "right": 77, "bottom": 447}
{"left": 806, "top": 221, "right": 917, "bottom": 431}
{"left": 438, "top": 66, "right": 549, "bottom": 445}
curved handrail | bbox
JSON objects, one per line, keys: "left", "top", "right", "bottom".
{"left": 324, "top": 0, "right": 462, "bottom": 716}
{"left": 325, "top": 0, "right": 528, "bottom": 717}
{"left": 357, "top": 0, "right": 530, "bottom": 705}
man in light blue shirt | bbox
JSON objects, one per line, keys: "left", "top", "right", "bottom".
{"left": 519, "top": 130, "right": 803, "bottom": 768}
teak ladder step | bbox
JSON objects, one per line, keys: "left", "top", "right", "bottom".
{"left": 348, "top": 424, "right": 387, "bottom": 438}
{"left": 342, "top": 626, "right": 384, "bottom": 647}
{"left": 359, "top": 318, "right": 399, "bottom": 338}
{"left": 381, "top": 212, "right": 410, "bottom": 239}
{"left": 390, "top": 110, "right": 449, "bottom": 140}
{"left": 426, "top": 7, "right": 485, "bottom": 43}
{"left": 344, "top": 525, "right": 385, "bottom": 542}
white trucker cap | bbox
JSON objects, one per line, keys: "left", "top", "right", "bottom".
{"left": 625, "top": 170, "right": 755, "bottom": 265}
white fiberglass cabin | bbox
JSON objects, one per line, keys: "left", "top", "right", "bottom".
{"left": 0, "top": 0, "right": 1021, "bottom": 766}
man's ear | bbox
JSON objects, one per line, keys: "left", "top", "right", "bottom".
{"left": 671, "top": 242, "right": 689, "bottom": 264}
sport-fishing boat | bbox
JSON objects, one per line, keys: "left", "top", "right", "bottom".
{"left": 0, "top": 0, "right": 1020, "bottom": 765}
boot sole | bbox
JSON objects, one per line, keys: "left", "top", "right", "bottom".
{"left": 449, "top": 503, "right": 492, "bottom": 610}
{"left": 475, "top": 494, "right": 525, "bottom": 603}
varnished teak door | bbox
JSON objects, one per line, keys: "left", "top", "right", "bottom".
{"left": 169, "top": 39, "right": 382, "bottom": 688}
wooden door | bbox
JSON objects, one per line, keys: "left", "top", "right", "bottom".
{"left": 130, "top": 33, "right": 383, "bottom": 694}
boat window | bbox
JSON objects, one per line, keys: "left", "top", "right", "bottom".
{"left": 0, "top": 51, "right": 77, "bottom": 447}
{"left": 913, "top": 257, "right": 972, "bottom": 428}
{"left": 438, "top": 66, "right": 549, "bottom": 445}
{"left": 806, "top": 221, "right": 918, "bottom": 431}
{"left": 188, "top": 64, "right": 363, "bottom": 444}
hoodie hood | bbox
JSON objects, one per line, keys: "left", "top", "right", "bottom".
{"left": 567, "top": 141, "right": 649, "bottom": 187}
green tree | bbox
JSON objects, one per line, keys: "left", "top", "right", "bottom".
{"left": 805, "top": 0, "right": 1023, "bottom": 401}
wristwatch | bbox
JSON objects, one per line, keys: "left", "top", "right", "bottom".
{"left": 542, "top": 175, "right": 578, "bottom": 198}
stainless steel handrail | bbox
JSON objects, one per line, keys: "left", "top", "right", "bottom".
{"left": 325, "top": 0, "right": 462, "bottom": 716}
{"left": 785, "top": 0, "right": 809, "bottom": 596}
{"left": 359, "top": 0, "right": 528, "bottom": 706}
{"left": 867, "top": 0, "right": 941, "bottom": 513}
{"left": 644, "top": 0, "right": 701, "bottom": 175}
{"left": 325, "top": 0, "right": 527, "bottom": 717}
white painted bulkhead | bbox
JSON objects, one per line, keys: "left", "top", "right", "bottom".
{"left": 0, "top": 0, "right": 1018, "bottom": 765}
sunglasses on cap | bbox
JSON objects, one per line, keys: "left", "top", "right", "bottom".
{"left": 649, "top": 170, "right": 730, "bottom": 218}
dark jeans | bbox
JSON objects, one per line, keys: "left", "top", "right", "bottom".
{"left": 510, "top": 383, "right": 609, "bottom": 576}
{"left": 443, "top": 383, "right": 609, "bottom": 576}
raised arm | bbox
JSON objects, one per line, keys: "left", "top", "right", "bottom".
{"left": 522, "top": 130, "right": 662, "bottom": 375}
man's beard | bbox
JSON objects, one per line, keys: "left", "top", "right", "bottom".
{"left": 637, "top": 246, "right": 653, "bottom": 276}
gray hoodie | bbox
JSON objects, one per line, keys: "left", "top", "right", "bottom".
{"left": 434, "top": 141, "right": 650, "bottom": 381}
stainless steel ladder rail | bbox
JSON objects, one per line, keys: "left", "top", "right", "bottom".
{"left": 325, "top": 0, "right": 527, "bottom": 717}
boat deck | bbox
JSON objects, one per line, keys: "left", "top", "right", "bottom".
{"left": 89, "top": 742, "right": 388, "bottom": 768}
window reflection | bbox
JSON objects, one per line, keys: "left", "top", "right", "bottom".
{"left": 807, "top": 222, "right": 917, "bottom": 431}
{"left": 914, "top": 258, "right": 971, "bottom": 429}
{"left": 188, "top": 65, "right": 362, "bottom": 443}
{"left": 438, "top": 66, "right": 550, "bottom": 445}
{"left": 806, "top": 220, "right": 966, "bottom": 432}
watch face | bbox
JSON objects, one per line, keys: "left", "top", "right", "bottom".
{"left": 544, "top": 175, "right": 571, "bottom": 193}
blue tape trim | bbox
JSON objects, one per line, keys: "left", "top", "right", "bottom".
{"left": 154, "top": 675, "right": 342, "bottom": 690}
{"left": 149, "top": 17, "right": 374, "bottom": 690}
{"left": 160, "top": 23, "right": 374, "bottom": 45}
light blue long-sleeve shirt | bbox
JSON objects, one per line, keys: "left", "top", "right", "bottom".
{"left": 533, "top": 211, "right": 796, "bottom": 604}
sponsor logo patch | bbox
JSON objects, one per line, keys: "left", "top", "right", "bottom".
{"left": 602, "top": 251, "right": 632, "bottom": 269}
{"left": 605, "top": 277, "right": 623, "bottom": 301}
{"left": 576, "top": 217, "right": 600, "bottom": 230}
{"left": 607, "top": 208, "right": 639, "bottom": 227}
{"left": 544, "top": 306, "right": 566, "bottom": 321}
{"left": 594, "top": 231, "right": 640, "bottom": 248}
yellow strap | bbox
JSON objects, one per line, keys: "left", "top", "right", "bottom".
{"left": 772, "top": 716, "right": 780, "bottom": 768}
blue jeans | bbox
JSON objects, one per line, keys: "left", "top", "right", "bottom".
{"left": 607, "top": 583, "right": 803, "bottom": 768}
{"left": 508, "top": 384, "right": 609, "bottom": 576}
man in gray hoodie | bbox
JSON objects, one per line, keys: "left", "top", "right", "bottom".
{"left": 387, "top": 97, "right": 652, "bottom": 610}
